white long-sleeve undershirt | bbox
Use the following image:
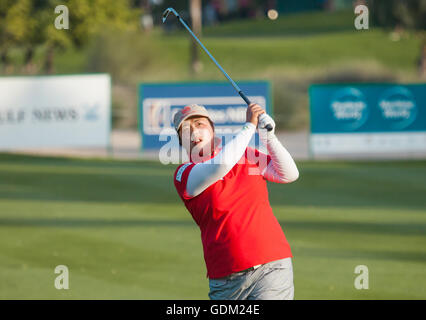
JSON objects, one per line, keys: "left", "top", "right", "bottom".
{"left": 186, "top": 123, "right": 299, "bottom": 198}
{"left": 259, "top": 131, "right": 299, "bottom": 183}
{"left": 186, "top": 122, "right": 256, "bottom": 197}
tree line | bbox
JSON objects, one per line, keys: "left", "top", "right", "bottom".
{"left": 0, "top": 0, "right": 141, "bottom": 74}
{"left": 0, "top": 0, "right": 425, "bottom": 75}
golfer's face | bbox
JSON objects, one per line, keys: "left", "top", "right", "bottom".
{"left": 180, "top": 117, "right": 214, "bottom": 156}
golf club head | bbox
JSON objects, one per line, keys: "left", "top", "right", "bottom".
{"left": 162, "top": 7, "right": 179, "bottom": 23}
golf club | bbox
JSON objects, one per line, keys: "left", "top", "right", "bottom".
{"left": 162, "top": 7, "right": 273, "bottom": 131}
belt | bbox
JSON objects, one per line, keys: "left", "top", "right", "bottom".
{"left": 238, "top": 264, "right": 262, "bottom": 274}
{"left": 212, "top": 264, "right": 263, "bottom": 281}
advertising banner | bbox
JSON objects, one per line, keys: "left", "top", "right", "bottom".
{"left": 139, "top": 81, "right": 271, "bottom": 152}
{"left": 309, "top": 84, "right": 426, "bottom": 155}
{"left": 0, "top": 74, "right": 111, "bottom": 150}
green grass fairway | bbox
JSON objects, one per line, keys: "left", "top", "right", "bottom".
{"left": 0, "top": 153, "right": 425, "bottom": 299}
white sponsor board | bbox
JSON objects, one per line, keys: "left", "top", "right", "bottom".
{"left": 0, "top": 74, "right": 111, "bottom": 149}
{"left": 311, "top": 132, "right": 426, "bottom": 155}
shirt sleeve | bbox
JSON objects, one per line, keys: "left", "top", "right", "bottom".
{"left": 258, "top": 132, "right": 299, "bottom": 183}
{"left": 174, "top": 162, "right": 196, "bottom": 200}
{"left": 185, "top": 122, "right": 256, "bottom": 198}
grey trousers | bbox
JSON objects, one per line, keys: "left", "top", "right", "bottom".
{"left": 208, "top": 258, "right": 294, "bottom": 300}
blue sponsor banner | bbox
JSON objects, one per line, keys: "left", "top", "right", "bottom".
{"left": 139, "top": 81, "right": 271, "bottom": 150}
{"left": 309, "top": 84, "right": 426, "bottom": 133}
{"left": 309, "top": 83, "right": 426, "bottom": 155}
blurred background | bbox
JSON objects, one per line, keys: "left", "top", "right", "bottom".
{"left": 0, "top": 0, "right": 425, "bottom": 300}
{"left": 1, "top": 0, "right": 425, "bottom": 131}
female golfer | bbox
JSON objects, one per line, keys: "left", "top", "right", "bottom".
{"left": 173, "top": 103, "right": 299, "bottom": 300}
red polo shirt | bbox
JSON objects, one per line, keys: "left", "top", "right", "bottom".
{"left": 173, "top": 147, "right": 292, "bottom": 279}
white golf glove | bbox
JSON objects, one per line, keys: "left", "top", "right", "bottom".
{"left": 258, "top": 113, "right": 275, "bottom": 134}
{"left": 258, "top": 114, "right": 276, "bottom": 147}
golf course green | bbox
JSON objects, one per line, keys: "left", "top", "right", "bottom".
{"left": 0, "top": 153, "right": 425, "bottom": 299}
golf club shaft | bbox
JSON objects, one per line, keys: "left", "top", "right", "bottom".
{"left": 168, "top": 9, "right": 272, "bottom": 131}
{"left": 175, "top": 15, "right": 251, "bottom": 105}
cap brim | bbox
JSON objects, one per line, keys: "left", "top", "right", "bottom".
{"left": 176, "top": 113, "right": 211, "bottom": 131}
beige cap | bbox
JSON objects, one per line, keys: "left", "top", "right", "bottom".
{"left": 173, "top": 104, "right": 212, "bottom": 131}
